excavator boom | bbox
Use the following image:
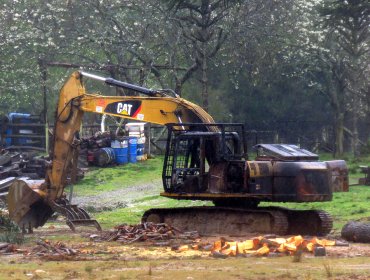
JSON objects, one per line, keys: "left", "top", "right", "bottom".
{"left": 49, "top": 72, "right": 215, "bottom": 201}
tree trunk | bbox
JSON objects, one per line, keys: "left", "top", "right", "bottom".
{"left": 349, "top": 41, "right": 362, "bottom": 157}
{"left": 330, "top": 77, "right": 345, "bottom": 156}
{"left": 175, "top": 79, "right": 182, "bottom": 97}
{"left": 201, "top": 40, "right": 209, "bottom": 111}
{"left": 335, "top": 112, "right": 344, "bottom": 156}
{"left": 200, "top": 2, "right": 209, "bottom": 112}
{"left": 352, "top": 93, "right": 360, "bottom": 157}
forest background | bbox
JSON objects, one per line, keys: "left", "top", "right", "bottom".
{"left": 0, "top": 0, "right": 368, "bottom": 156}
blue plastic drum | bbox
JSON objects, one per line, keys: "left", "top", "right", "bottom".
{"left": 112, "top": 139, "right": 129, "bottom": 164}
{"left": 128, "top": 137, "right": 138, "bottom": 163}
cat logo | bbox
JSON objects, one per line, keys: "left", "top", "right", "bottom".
{"left": 117, "top": 103, "right": 133, "bottom": 115}
{"left": 104, "top": 101, "right": 142, "bottom": 118}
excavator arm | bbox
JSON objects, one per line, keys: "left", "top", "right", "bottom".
{"left": 49, "top": 72, "right": 214, "bottom": 200}
{"left": 7, "top": 71, "right": 214, "bottom": 232}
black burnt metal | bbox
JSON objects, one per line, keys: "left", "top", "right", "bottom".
{"left": 105, "top": 78, "right": 158, "bottom": 96}
{"left": 162, "top": 123, "right": 246, "bottom": 193}
{"left": 142, "top": 206, "right": 334, "bottom": 236}
{"left": 142, "top": 206, "right": 289, "bottom": 235}
{"left": 359, "top": 166, "right": 370, "bottom": 185}
{"left": 254, "top": 144, "right": 319, "bottom": 161}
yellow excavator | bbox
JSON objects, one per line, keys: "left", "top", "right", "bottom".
{"left": 7, "top": 71, "right": 348, "bottom": 236}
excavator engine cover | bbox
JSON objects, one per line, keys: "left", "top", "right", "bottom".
{"left": 7, "top": 179, "right": 52, "bottom": 232}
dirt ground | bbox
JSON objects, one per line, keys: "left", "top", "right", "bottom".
{"left": 2, "top": 179, "right": 370, "bottom": 279}
{"left": 4, "top": 225, "right": 370, "bottom": 260}
{"left": 1, "top": 225, "right": 370, "bottom": 280}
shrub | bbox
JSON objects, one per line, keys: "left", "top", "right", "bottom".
{"left": 0, "top": 212, "right": 24, "bottom": 244}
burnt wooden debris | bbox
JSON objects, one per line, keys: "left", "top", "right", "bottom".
{"left": 0, "top": 132, "right": 121, "bottom": 205}
{"left": 0, "top": 151, "right": 47, "bottom": 180}
{"left": 0, "top": 148, "right": 85, "bottom": 204}
{"left": 31, "top": 239, "right": 78, "bottom": 257}
{"left": 90, "top": 222, "right": 200, "bottom": 244}
{"left": 0, "top": 150, "right": 48, "bottom": 203}
{"left": 0, "top": 242, "right": 17, "bottom": 254}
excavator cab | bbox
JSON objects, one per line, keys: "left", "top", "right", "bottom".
{"left": 162, "top": 123, "right": 247, "bottom": 194}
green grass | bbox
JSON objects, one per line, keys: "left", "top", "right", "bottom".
{"left": 72, "top": 156, "right": 163, "bottom": 196}
{"left": 0, "top": 255, "right": 369, "bottom": 280}
{"left": 95, "top": 196, "right": 209, "bottom": 228}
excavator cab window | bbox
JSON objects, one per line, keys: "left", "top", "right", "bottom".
{"left": 163, "top": 123, "right": 246, "bottom": 193}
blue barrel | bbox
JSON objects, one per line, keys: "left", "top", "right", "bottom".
{"left": 8, "top": 113, "right": 32, "bottom": 146}
{"left": 94, "top": 147, "right": 116, "bottom": 167}
{"left": 136, "top": 137, "right": 146, "bottom": 161}
{"left": 137, "top": 138, "right": 144, "bottom": 156}
{"left": 5, "top": 128, "right": 12, "bottom": 147}
{"left": 128, "top": 137, "right": 138, "bottom": 163}
{"left": 5, "top": 112, "right": 32, "bottom": 146}
{"left": 112, "top": 139, "right": 128, "bottom": 165}
{"left": 8, "top": 113, "right": 31, "bottom": 122}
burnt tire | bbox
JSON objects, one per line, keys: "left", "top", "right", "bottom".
{"left": 341, "top": 221, "right": 370, "bottom": 243}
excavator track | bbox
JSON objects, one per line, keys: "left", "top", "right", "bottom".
{"left": 142, "top": 206, "right": 333, "bottom": 236}
{"left": 142, "top": 206, "right": 289, "bottom": 236}
{"left": 279, "top": 208, "right": 333, "bottom": 236}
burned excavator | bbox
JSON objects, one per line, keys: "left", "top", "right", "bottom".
{"left": 7, "top": 71, "right": 348, "bottom": 236}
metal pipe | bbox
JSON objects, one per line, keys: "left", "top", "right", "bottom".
{"left": 79, "top": 71, "right": 158, "bottom": 96}
{"left": 79, "top": 71, "right": 106, "bottom": 82}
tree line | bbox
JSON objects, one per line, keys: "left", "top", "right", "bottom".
{"left": 0, "top": 0, "right": 369, "bottom": 156}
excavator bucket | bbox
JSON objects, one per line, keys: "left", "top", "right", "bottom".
{"left": 7, "top": 179, "right": 52, "bottom": 233}
{"left": 7, "top": 179, "right": 101, "bottom": 232}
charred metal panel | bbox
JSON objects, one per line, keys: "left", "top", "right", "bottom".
{"left": 247, "top": 161, "right": 273, "bottom": 177}
{"left": 208, "top": 162, "right": 228, "bottom": 193}
{"left": 247, "top": 161, "right": 273, "bottom": 194}
{"left": 273, "top": 161, "right": 327, "bottom": 176}
{"left": 254, "top": 144, "right": 319, "bottom": 161}
{"left": 325, "top": 160, "right": 349, "bottom": 192}
{"left": 272, "top": 161, "right": 332, "bottom": 202}
{"left": 226, "top": 161, "right": 246, "bottom": 193}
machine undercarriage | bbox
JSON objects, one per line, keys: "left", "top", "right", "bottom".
{"left": 142, "top": 206, "right": 333, "bottom": 236}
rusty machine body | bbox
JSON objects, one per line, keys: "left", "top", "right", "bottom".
{"left": 7, "top": 71, "right": 348, "bottom": 236}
